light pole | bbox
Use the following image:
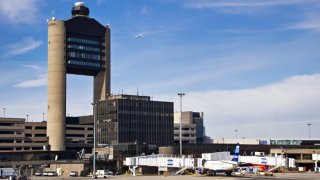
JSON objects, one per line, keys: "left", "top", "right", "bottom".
{"left": 178, "top": 93, "right": 185, "bottom": 156}
{"left": 42, "top": 113, "right": 45, "bottom": 121}
{"left": 2, "top": 108, "right": 6, "bottom": 118}
{"left": 92, "top": 102, "right": 97, "bottom": 178}
{"left": 26, "top": 114, "right": 29, "bottom": 122}
{"left": 135, "top": 140, "right": 138, "bottom": 156}
{"left": 235, "top": 129, "right": 238, "bottom": 139}
{"left": 307, "top": 123, "right": 312, "bottom": 138}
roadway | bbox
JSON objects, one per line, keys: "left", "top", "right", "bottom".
{"left": 29, "top": 173, "right": 320, "bottom": 180}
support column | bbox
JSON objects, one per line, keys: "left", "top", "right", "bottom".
{"left": 47, "top": 20, "right": 66, "bottom": 151}
{"left": 94, "top": 25, "right": 110, "bottom": 101}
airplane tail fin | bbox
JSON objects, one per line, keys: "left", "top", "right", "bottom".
{"left": 231, "top": 143, "right": 240, "bottom": 162}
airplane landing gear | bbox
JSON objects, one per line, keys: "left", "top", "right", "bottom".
{"left": 225, "top": 171, "right": 232, "bottom": 176}
{"left": 207, "top": 170, "right": 216, "bottom": 176}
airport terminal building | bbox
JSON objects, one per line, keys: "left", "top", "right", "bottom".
{"left": 2, "top": 2, "right": 320, "bottom": 176}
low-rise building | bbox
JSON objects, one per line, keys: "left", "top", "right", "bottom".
{"left": 0, "top": 117, "right": 93, "bottom": 152}
{"left": 173, "top": 111, "right": 205, "bottom": 143}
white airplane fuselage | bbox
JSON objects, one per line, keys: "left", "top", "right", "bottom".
{"left": 204, "top": 160, "right": 238, "bottom": 172}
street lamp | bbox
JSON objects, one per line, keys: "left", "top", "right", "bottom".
{"left": 135, "top": 140, "right": 138, "bottom": 156}
{"left": 2, "top": 108, "right": 6, "bottom": 118}
{"left": 26, "top": 114, "right": 29, "bottom": 122}
{"left": 235, "top": 129, "right": 238, "bottom": 139}
{"left": 307, "top": 123, "right": 312, "bottom": 138}
{"left": 42, "top": 113, "right": 45, "bottom": 121}
{"left": 178, "top": 93, "right": 185, "bottom": 156}
{"left": 92, "top": 102, "right": 97, "bottom": 178}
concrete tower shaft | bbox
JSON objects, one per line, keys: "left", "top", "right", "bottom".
{"left": 94, "top": 25, "right": 111, "bottom": 101}
{"left": 47, "top": 20, "right": 66, "bottom": 151}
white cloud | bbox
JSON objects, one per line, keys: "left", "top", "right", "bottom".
{"left": 291, "top": 20, "right": 320, "bottom": 31}
{"left": 14, "top": 74, "right": 47, "bottom": 88}
{"left": 155, "top": 74, "right": 320, "bottom": 139}
{"left": 5, "top": 37, "right": 43, "bottom": 56}
{"left": 21, "top": 64, "right": 42, "bottom": 71}
{"left": 186, "top": 0, "right": 318, "bottom": 9}
{"left": 142, "top": 61, "right": 263, "bottom": 90}
{"left": 0, "top": 0, "right": 40, "bottom": 24}
{"left": 288, "top": 12, "right": 320, "bottom": 31}
{"left": 97, "top": 0, "right": 108, "bottom": 5}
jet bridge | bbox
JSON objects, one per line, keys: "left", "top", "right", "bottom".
{"left": 125, "top": 154, "right": 198, "bottom": 176}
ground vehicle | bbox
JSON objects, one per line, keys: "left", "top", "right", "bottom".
{"left": 47, "top": 171, "right": 58, "bottom": 176}
{"left": 232, "top": 167, "right": 247, "bottom": 176}
{"left": 0, "top": 168, "right": 16, "bottom": 178}
{"left": 69, "top": 171, "right": 78, "bottom": 177}
{"left": 80, "top": 169, "right": 89, "bottom": 177}
{"left": 96, "top": 170, "right": 109, "bottom": 178}
{"left": 34, "top": 172, "right": 43, "bottom": 176}
{"left": 105, "top": 170, "right": 114, "bottom": 175}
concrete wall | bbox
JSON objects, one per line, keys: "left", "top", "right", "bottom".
{"left": 174, "top": 112, "right": 193, "bottom": 124}
{"left": 46, "top": 163, "right": 85, "bottom": 177}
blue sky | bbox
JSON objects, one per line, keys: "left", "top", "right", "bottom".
{"left": 1, "top": 0, "right": 320, "bottom": 139}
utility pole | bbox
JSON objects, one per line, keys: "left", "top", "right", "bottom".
{"left": 235, "top": 129, "right": 238, "bottom": 139}
{"left": 92, "top": 102, "right": 97, "bottom": 178}
{"left": 2, "top": 108, "right": 6, "bottom": 118}
{"left": 307, "top": 123, "right": 312, "bottom": 138}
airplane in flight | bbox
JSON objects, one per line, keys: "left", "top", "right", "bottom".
{"left": 201, "top": 144, "right": 240, "bottom": 176}
{"left": 134, "top": 32, "right": 143, "bottom": 38}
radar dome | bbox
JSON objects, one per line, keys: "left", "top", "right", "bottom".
{"left": 75, "top": 2, "right": 85, "bottom": 7}
{"left": 72, "top": 2, "right": 89, "bottom": 17}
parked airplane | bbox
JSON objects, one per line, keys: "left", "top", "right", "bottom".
{"left": 202, "top": 144, "right": 240, "bottom": 176}
{"left": 239, "top": 161, "right": 271, "bottom": 172}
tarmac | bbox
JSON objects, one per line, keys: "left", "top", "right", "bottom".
{"left": 30, "top": 172, "right": 320, "bottom": 180}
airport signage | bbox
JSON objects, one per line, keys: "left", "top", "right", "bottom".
{"left": 270, "top": 139, "right": 302, "bottom": 145}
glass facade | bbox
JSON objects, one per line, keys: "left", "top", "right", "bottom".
{"left": 65, "top": 33, "right": 105, "bottom": 75}
{"left": 193, "top": 112, "right": 204, "bottom": 143}
{"left": 96, "top": 95, "right": 174, "bottom": 145}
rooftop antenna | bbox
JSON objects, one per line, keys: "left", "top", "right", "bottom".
{"left": 106, "top": 18, "right": 110, "bottom": 27}
{"left": 51, "top": 10, "right": 56, "bottom": 20}
{"left": 46, "top": 10, "right": 56, "bottom": 22}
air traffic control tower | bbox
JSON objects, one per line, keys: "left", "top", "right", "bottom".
{"left": 47, "top": 2, "right": 110, "bottom": 151}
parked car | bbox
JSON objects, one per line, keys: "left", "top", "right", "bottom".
{"left": 80, "top": 169, "right": 89, "bottom": 177}
{"left": 105, "top": 170, "right": 114, "bottom": 175}
{"left": 34, "top": 172, "right": 43, "bottom": 176}
{"left": 47, "top": 171, "right": 58, "bottom": 176}
{"left": 69, "top": 171, "right": 78, "bottom": 177}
